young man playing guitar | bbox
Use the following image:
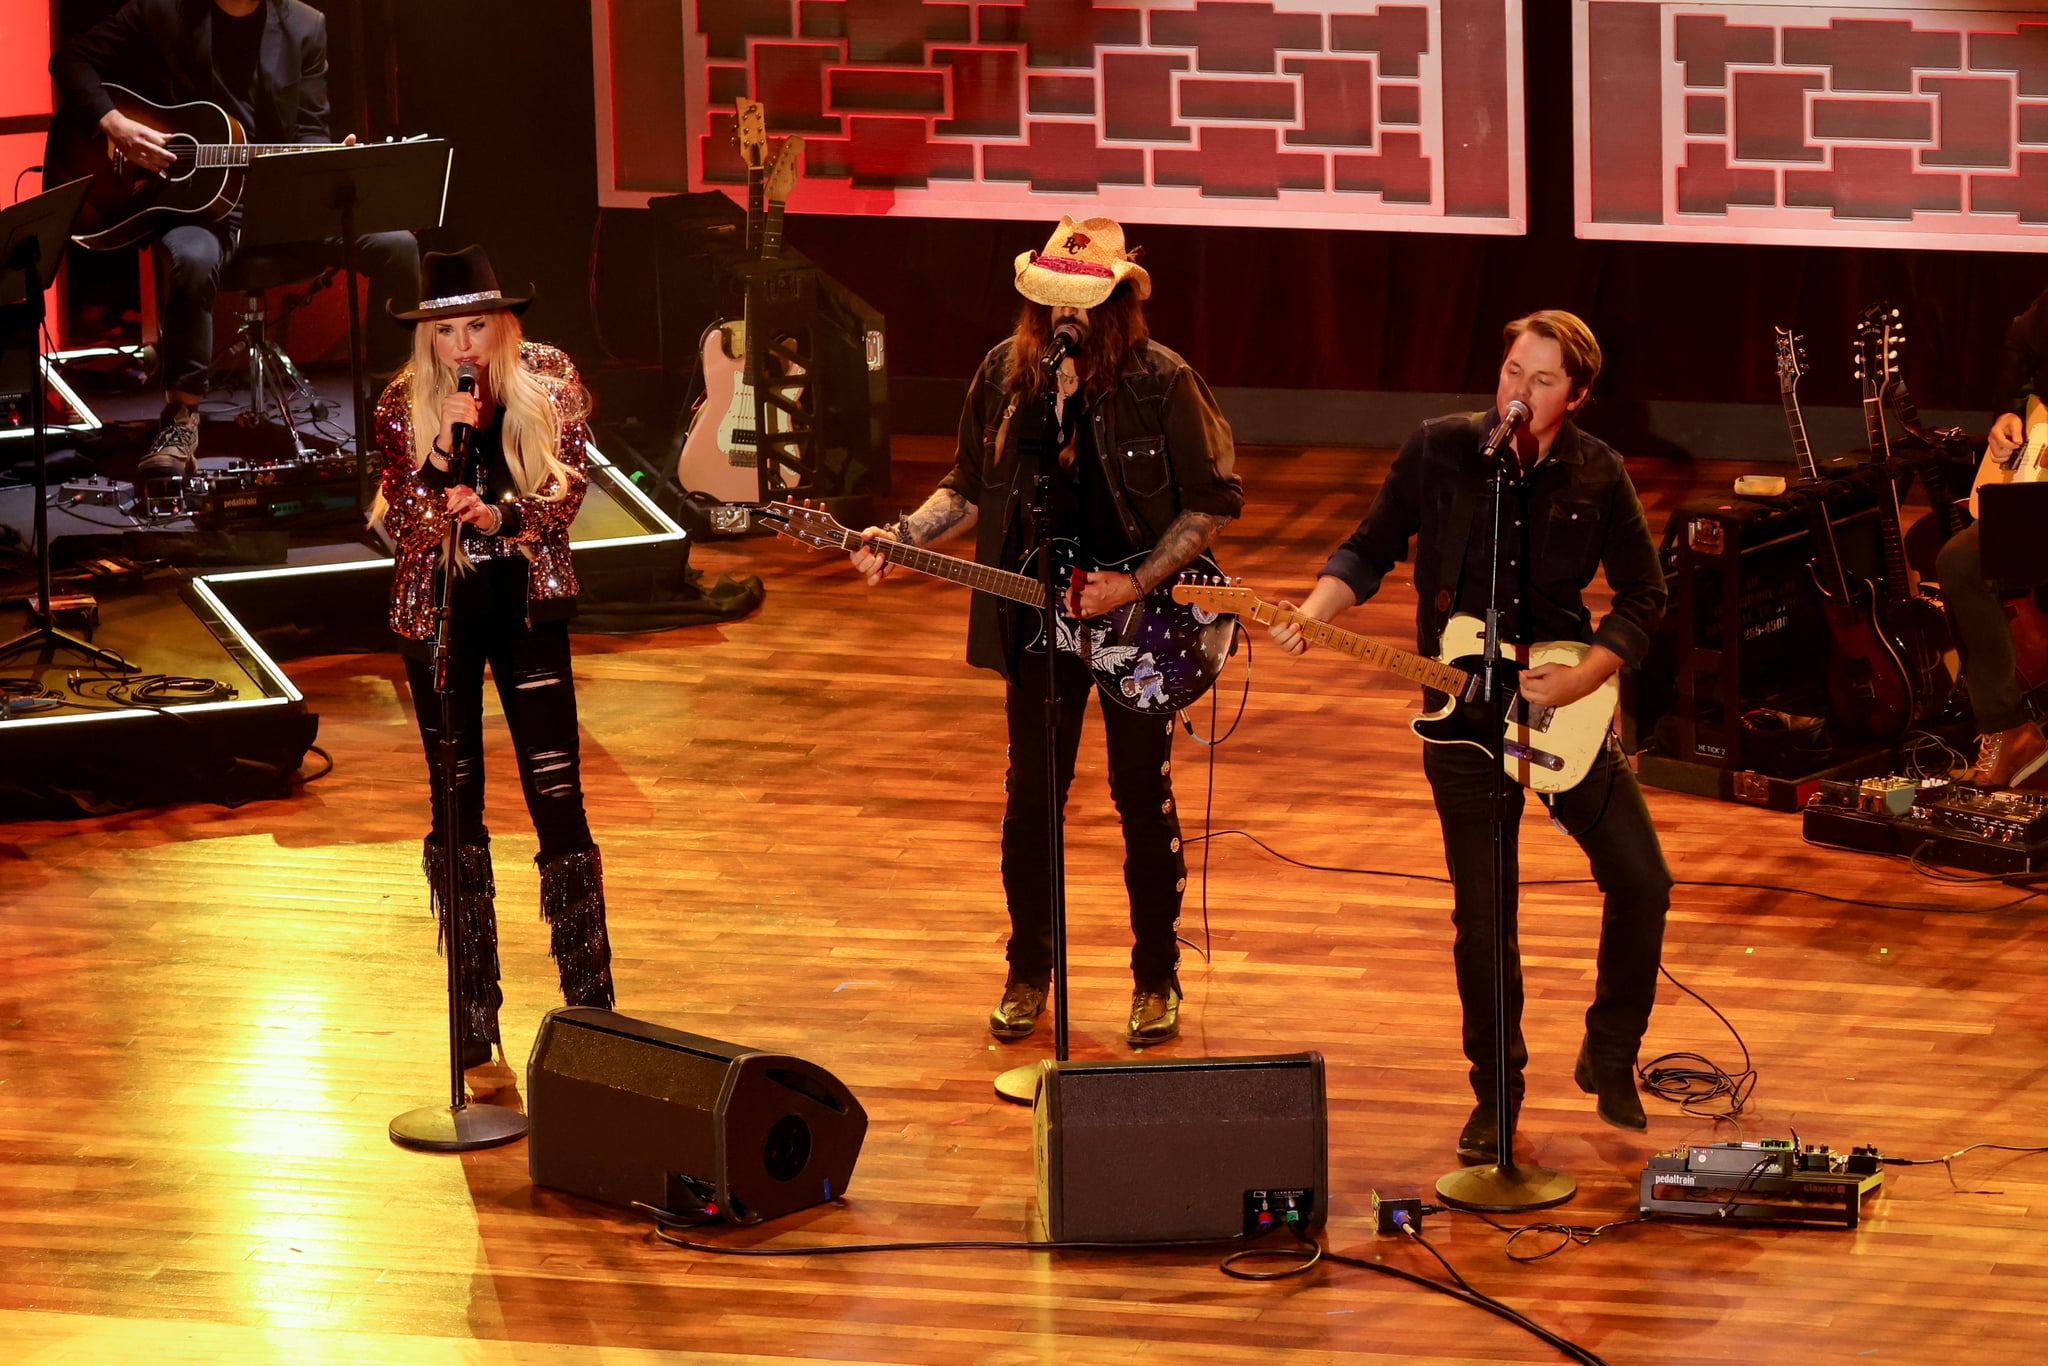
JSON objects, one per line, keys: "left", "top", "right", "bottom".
{"left": 848, "top": 216, "right": 1242, "bottom": 1047}
{"left": 50, "top": 0, "right": 420, "bottom": 479}
{"left": 1934, "top": 285, "right": 2048, "bottom": 787}
{"left": 1268, "top": 312, "right": 1672, "bottom": 1164}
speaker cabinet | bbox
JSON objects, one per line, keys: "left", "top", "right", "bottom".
{"left": 528, "top": 1007, "right": 867, "bottom": 1224}
{"left": 1032, "top": 1053, "right": 1327, "bottom": 1244}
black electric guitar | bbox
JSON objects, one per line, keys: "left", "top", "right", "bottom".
{"left": 44, "top": 84, "right": 358, "bottom": 250}
{"left": 1170, "top": 582, "right": 1615, "bottom": 793}
{"left": 1776, "top": 327, "right": 1912, "bottom": 740}
{"left": 1854, "top": 305, "right": 1955, "bottom": 722}
{"left": 758, "top": 501, "right": 1236, "bottom": 715}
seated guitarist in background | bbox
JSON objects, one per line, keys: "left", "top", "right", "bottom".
{"left": 847, "top": 216, "right": 1242, "bottom": 1047}
{"left": 1935, "top": 286, "right": 2048, "bottom": 788}
{"left": 1267, "top": 311, "right": 1671, "bottom": 1164}
{"left": 51, "top": 0, "right": 420, "bottom": 480}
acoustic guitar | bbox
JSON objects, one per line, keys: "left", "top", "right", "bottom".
{"left": 43, "top": 84, "right": 356, "bottom": 251}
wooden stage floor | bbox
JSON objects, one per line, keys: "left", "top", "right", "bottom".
{"left": 4, "top": 438, "right": 2045, "bottom": 1364}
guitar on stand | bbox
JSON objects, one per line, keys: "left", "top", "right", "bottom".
{"left": 675, "top": 100, "right": 806, "bottom": 506}
{"left": 45, "top": 84, "right": 362, "bottom": 250}
{"left": 1777, "top": 327, "right": 1913, "bottom": 740}
{"left": 1855, "top": 306, "right": 1956, "bottom": 723}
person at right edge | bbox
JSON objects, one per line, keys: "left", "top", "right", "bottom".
{"left": 1267, "top": 311, "right": 1671, "bottom": 1165}
{"left": 1937, "top": 288, "right": 2048, "bottom": 788}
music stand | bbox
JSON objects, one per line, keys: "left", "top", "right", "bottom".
{"left": 0, "top": 177, "right": 131, "bottom": 670}
{"left": 1977, "top": 483, "right": 2048, "bottom": 586}
{"left": 239, "top": 140, "right": 452, "bottom": 508}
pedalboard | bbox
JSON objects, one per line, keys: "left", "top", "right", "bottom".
{"left": 1639, "top": 1139, "right": 1883, "bottom": 1228}
{"left": 1803, "top": 778, "right": 2048, "bottom": 874}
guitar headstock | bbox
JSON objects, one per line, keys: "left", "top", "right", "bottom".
{"left": 735, "top": 98, "right": 768, "bottom": 172}
{"left": 1774, "top": 326, "right": 1806, "bottom": 395}
{"left": 1169, "top": 577, "right": 1257, "bottom": 616}
{"left": 757, "top": 499, "right": 851, "bottom": 552}
{"left": 1854, "top": 302, "right": 1902, "bottom": 397}
{"left": 766, "top": 136, "right": 804, "bottom": 206}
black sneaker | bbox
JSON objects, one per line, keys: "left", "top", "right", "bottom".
{"left": 138, "top": 402, "right": 200, "bottom": 481}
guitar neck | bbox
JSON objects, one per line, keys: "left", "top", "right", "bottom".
{"left": 191, "top": 141, "right": 349, "bottom": 168}
{"left": 745, "top": 166, "right": 765, "bottom": 257}
{"left": 824, "top": 528, "right": 1046, "bottom": 608}
{"left": 1780, "top": 389, "right": 1818, "bottom": 482}
{"left": 1244, "top": 599, "right": 1470, "bottom": 697}
{"left": 762, "top": 203, "right": 785, "bottom": 261}
{"left": 1862, "top": 391, "right": 1890, "bottom": 460}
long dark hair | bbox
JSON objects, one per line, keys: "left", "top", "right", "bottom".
{"left": 997, "top": 285, "right": 1148, "bottom": 467}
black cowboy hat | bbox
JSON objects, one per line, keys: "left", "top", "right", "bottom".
{"left": 388, "top": 245, "right": 533, "bottom": 322}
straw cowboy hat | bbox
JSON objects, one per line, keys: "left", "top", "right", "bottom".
{"left": 388, "top": 245, "right": 533, "bottom": 322}
{"left": 1013, "top": 216, "right": 1151, "bottom": 308}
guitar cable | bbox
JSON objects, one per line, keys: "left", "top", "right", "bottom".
{"left": 1175, "top": 621, "right": 1253, "bottom": 966}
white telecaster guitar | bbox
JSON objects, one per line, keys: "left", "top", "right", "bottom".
{"left": 1171, "top": 583, "right": 1617, "bottom": 794}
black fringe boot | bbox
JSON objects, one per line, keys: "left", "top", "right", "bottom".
{"left": 538, "top": 845, "right": 615, "bottom": 1009}
{"left": 424, "top": 839, "right": 503, "bottom": 1069}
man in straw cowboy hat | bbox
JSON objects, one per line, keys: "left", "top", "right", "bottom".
{"left": 849, "top": 215, "right": 1243, "bottom": 1047}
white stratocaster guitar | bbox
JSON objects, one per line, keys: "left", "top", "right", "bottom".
{"left": 1171, "top": 582, "right": 1617, "bottom": 793}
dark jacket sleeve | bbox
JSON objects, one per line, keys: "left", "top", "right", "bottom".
{"left": 1588, "top": 467, "right": 1667, "bottom": 668}
{"left": 1319, "top": 422, "right": 1427, "bottom": 606}
{"left": 294, "top": 7, "right": 333, "bottom": 143}
{"left": 50, "top": 0, "right": 152, "bottom": 126}
{"left": 2002, "top": 294, "right": 2048, "bottom": 422}
{"left": 1163, "top": 365, "right": 1243, "bottom": 520}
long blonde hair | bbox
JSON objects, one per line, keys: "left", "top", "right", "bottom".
{"left": 368, "top": 313, "right": 584, "bottom": 560}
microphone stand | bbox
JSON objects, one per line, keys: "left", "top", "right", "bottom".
{"left": 995, "top": 384, "right": 1073, "bottom": 1105}
{"left": 391, "top": 452, "right": 528, "bottom": 1152}
{"left": 1435, "top": 415, "right": 1575, "bottom": 1212}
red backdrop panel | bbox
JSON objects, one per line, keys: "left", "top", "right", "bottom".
{"left": 1577, "top": 0, "right": 2048, "bottom": 251}
{"left": 592, "top": 0, "right": 1527, "bottom": 234}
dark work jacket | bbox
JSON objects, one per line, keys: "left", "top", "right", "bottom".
{"left": 52, "top": 0, "right": 333, "bottom": 146}
{"left": 1320, "top": 411, "right": 1666, "bottom": 671}
{"left": 2002, "top": 290, "right": 2048, "bottom": 421}
{"left": 938, "top": 337, "right": 1244, "bottom": 677}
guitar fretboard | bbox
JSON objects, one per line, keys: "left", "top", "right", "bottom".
{"left": 1236, "top": 598, "right": 1469, "bottom": 697}
{"left": 820, "top": 527, "right": 1047, "bottom": 609}
{"left": 181, "top": 142, "right": 346, "bottom": 169}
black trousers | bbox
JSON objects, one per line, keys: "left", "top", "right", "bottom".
{"left": 1000, "top": 647, "right": 1186, "bottom": 987}
{"left": 402, "top": 616, "right": 594, "bottom": 863}
{"left": 153, "top": 222, "right": 420, "bottom": 396}
{"left": 1423, "top": 734, "right": 1671, "bottom": 1104}
{"left": 1937, "top": 524, "right": 2025, "bottom": 734}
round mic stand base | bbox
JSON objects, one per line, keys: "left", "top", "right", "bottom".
{"left": 993, "top": 1058, "right": 1050, "bottom": 1105}
{"left": 1435, "top": 1160, "right": 1576, "bottom": 1213}
{"left": 389, "top": 1099, "right": 529, "bottom": 1153}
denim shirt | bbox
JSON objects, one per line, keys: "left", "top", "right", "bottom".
{"left": 1320, "top": 411, "right": 1666, "bottom": 670}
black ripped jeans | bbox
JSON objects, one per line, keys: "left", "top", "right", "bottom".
{"left": 1423, "top": 734, "right": 1672, "bottom": 1104}
{"left": 402, "top": 613, "right": 593, "bottom": 863}
{"left": 1000, "top": 647, "right": 1187, "bottom": 988}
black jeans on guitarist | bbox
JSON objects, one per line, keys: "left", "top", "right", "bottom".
{"left": 1001, "top": 646, "right": 1186, "bottom": 990}
{"left": 156, "top": 220, "right": 419, "bottom": 396}
{"left": 1423, "top": 734, "right": 1671, "bottom": 1103}
{"left": 1937, "top": 524, "right": 2027, "bottom": 734}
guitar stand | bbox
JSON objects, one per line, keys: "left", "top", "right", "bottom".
{"left": 1435, "top": 429, "right": 1576, "bottom": 1213}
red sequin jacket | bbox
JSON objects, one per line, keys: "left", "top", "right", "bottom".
{"left": 376, "top": 341, "right": 591, "bottom": 640}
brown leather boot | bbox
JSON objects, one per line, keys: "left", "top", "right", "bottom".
{"left": 1969, "top": 721, "right": 2048, "bottom": 788}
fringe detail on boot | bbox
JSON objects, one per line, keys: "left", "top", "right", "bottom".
{"left": 538, "top": 845, "right": 615, "bottom": 1010}
{"left": 421, "top": 838, "right": 502, "bottom": 1046}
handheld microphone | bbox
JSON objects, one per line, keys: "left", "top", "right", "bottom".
{"left": 450, "top": 362, "right": 479, "bottom": 471}
{"left": 1480, "top": 398, "right": 1531, "bottom": 462}
{"left": 1042, "top": 322, "right": 1083, "bottom": 372}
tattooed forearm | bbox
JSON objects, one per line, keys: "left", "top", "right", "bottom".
{"left": 1132, "top": 511, "right": 1229, "bottom": 592}
{"left": 898, "top": 488, "right": 977, "bottom": 546}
